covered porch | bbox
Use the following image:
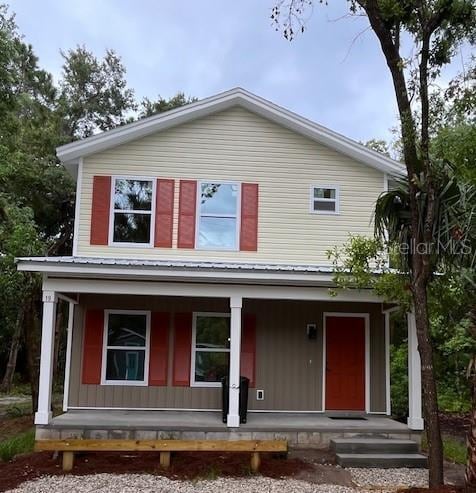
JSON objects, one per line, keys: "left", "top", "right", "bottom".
{"left": 39, "top": 410, "right": 420, "bottom": 448}
{"left": 16, "top": 256, "right": 424, "bottom": 439}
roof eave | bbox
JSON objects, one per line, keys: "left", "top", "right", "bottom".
{"left": 16, "top": 258, "right": 338, "bottom": 287}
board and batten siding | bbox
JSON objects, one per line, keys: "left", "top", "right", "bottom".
{"left": 76, "top": 106, "right": 385, "bottom": 264}
{"left": 68, "top": 295, "right": 387, "bottom": 413}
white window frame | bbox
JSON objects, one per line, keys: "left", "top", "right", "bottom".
{"left": 195, "top": 180, "right": 241, "bottom": 251}
{"left": 101, "top": 309, "right": 151, "bottom": 386}
{"left": 108, "top": 176, "right": 157, "bottom": 247}
{"left": 310, "top": 184, "right": 340, "bottom": 215}
{"left": 190, "top": 312, "right": 231, "bottom": 388}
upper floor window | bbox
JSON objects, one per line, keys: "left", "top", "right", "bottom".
{"left": 102, "top": 310, "right": 150, "bottom": 385}
{"left": 310, "top": 185, "right": 339, "bottom": 214}
{"left": 197, "top": 182, "right": 239, "bottom": 250}
{"left": 111, "top": 178, "right": 154, "bottom": 244}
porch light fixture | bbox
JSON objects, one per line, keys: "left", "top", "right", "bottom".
{"left": 306, "top": 323, "right": 317, "bottom": 340}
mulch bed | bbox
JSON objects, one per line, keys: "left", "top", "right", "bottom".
{"left": 0, "top": 450, "right": 313, "bottom": 492}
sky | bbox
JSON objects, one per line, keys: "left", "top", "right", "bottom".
{"left": 8, "top": 0, "right": 469, "bottom": 144}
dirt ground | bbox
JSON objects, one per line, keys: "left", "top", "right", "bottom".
{"left": 398, "top": 488, "right": 462, "bottom": 493}
{"left": 0, "top": 415, "right": 33, "bottom": 442}
{"left": 0, "top": 411, "right": 469, "bottom": 492}
{"left": 0, "top": 449, "right": 347, "bottom": 492}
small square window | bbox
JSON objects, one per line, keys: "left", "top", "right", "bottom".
{"left": 311, "top": 186, "right": 339, "bottom": 214}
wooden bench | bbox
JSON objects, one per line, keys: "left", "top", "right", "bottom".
{"left": 35, "top": 439, "right": 288, "bottom": 473}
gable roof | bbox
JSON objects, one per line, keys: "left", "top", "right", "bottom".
{"left": 57, "top": 87, "right": 406, "bottom": 179}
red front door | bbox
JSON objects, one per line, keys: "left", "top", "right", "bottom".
{"left": 325, "top": 316, "right": 365, "bottom": 411}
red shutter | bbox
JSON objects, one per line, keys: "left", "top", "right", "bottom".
{"left": 240, "top": 183, "right": 259, "bottom": 251}
{"left": 82, "top": 309, "right": 104, "bottom": 385}
{"left": 241, "top": 314, "right": 256, "bottom": 387}
{"left": 149, "top": 312, "right": 170, "bottom": 386}
{"left": 90, "top": 176, "right": 111, "bottom": 245}
{"left": 154, "top": 179, "right": 174, "bottom": 248}
{"left": 177, "top": 180, "right": 197, "bottom": 248}
{"left": 173, "top": 313, "right": 193, "bottom": 386}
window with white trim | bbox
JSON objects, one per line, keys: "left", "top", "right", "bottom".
{"left": 112, "top": 178, "right": 154, "bottom": 244}
{"left": 102, "top": 311, "right": 149, "bottom": 385}
{"left": 192, "top": 313, "right": 230, "bottom": 387}
{"left": 197, "top": 182, "right": 239, "bottom": 249}
{"left": 311, "top": 185, "right": 339, "bottom": 214}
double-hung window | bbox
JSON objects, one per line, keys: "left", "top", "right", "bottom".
{"left": 111, "top": 178, "right": 154, "bottom": 244}
{"left": 310, "top": 185, "right": 339, "bottom": 214}
{"left": 197, "top": 182, "right": 239, "bottom": 249}
{"left": 191, "top": 313, "right": 230, "bottom": 387}
{"left": 102, "top": 311, "right": 150, "bottom": 385}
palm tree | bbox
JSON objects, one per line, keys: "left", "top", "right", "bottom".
{"left": 374, "top": 167, "right": 476, "bottom": 491}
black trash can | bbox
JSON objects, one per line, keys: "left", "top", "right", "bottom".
{"left": 221, "top": 376, "right": 250, "bottom": 424}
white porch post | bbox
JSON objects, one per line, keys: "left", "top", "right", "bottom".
{"left": 228, "top": 296, "right": 242, "bottom": 428}
{"left": 407, "top": 310, "right": 424, "bottom": 430}
{"left": 35, "top": 290, "right": 57, "bottom": 425}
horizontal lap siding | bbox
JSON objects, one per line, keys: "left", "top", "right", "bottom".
{"left": 68, "top": 295, "right": 386, "bottom": 413}
{"left": 77, "top": 107, "right": 384, "bottom": 263}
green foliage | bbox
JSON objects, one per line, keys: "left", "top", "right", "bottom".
{"left": 443, "top": 436, "right": 468, "bottom": 465}
{"left": 327, "top": 235, "right": 412, "bottom": 310}
{"left": 58, "top": 45, "right": 136, "bottom": 139}
{"left": 363, "top": 139, "right": 392, "bottom": 157}
{"left": 139, "top": 92, "right": 197, "bottom": 118}
{"left": 390, "top": 343, "right": 409, "bottom": 418}
{"left": 422, "top": 434, "right": 468, "bottom": 464}
{"left": 0, "top": 428, "right": 34, "bottom": 461}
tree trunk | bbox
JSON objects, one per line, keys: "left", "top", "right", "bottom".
{"left": 0, "top": 309, "right": 24, "bottom": 393}
{"left": 413, "top": 278, "right": 444, "bottom": 487}
{"left": 465, "top": 307, "right": 476, "bottom": 493}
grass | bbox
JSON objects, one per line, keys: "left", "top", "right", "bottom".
{"left": 421, "top": 434, "right": 468, "bottom": 465}
{"left": 442, "top": 436, "right": 467, "bottom": 465}
{"left": 0, "top": 428, "right": 35, "bottom": 462}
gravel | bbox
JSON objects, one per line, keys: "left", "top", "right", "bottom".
{"left": 6, "top": 475, "right": 357, "bottom": 493}
{"left": 5, "top": 469, "right": 430, "bottom": 493}
{"left": 349, "top": 467, "right": 428, "bottom": 489}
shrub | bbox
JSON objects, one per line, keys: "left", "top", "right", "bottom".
{"left": 0, "top": 429, "right": 35, "bottom": 461}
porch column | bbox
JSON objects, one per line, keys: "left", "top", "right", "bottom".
{"left": 35, "top": 290, "right": 57, "bottom": 425}
{"left": 228, "top": 296, "right": 242, "bottom": 428}
{"left": 407, "top": 310, "right": 424, "bottom": 430}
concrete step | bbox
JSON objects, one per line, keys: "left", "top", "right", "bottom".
{"left": 336, "top": 452, "right": 428, "bottom": 468}
{"left": 331, "top": 438, "right": 419, "bottom": 454}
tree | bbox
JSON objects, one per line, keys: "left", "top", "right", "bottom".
{"left": 272, "top": 1, "right": 476, "bottom": 486}
{"left": 0, "top": 198, "right": 45, "bottom": 393}
{"left": 138, "top": 92, "right": 197, "bottom": 118}
{"left": 0, "top": 5, "right": 59, "bottom": 397}
{"left": 58, "top": 46, "right": 136, "bottom": 139}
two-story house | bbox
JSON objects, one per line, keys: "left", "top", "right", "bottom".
{"left": 17, "top": 88, "right": 423, "bottom": 450}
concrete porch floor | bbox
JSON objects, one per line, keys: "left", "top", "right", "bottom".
{"left": 49, "top": 410, "right": 411, "bottom": 434}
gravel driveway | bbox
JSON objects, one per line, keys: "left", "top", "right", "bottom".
{"left": 5, "top": 469, "right": 429, "bottom": 493}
